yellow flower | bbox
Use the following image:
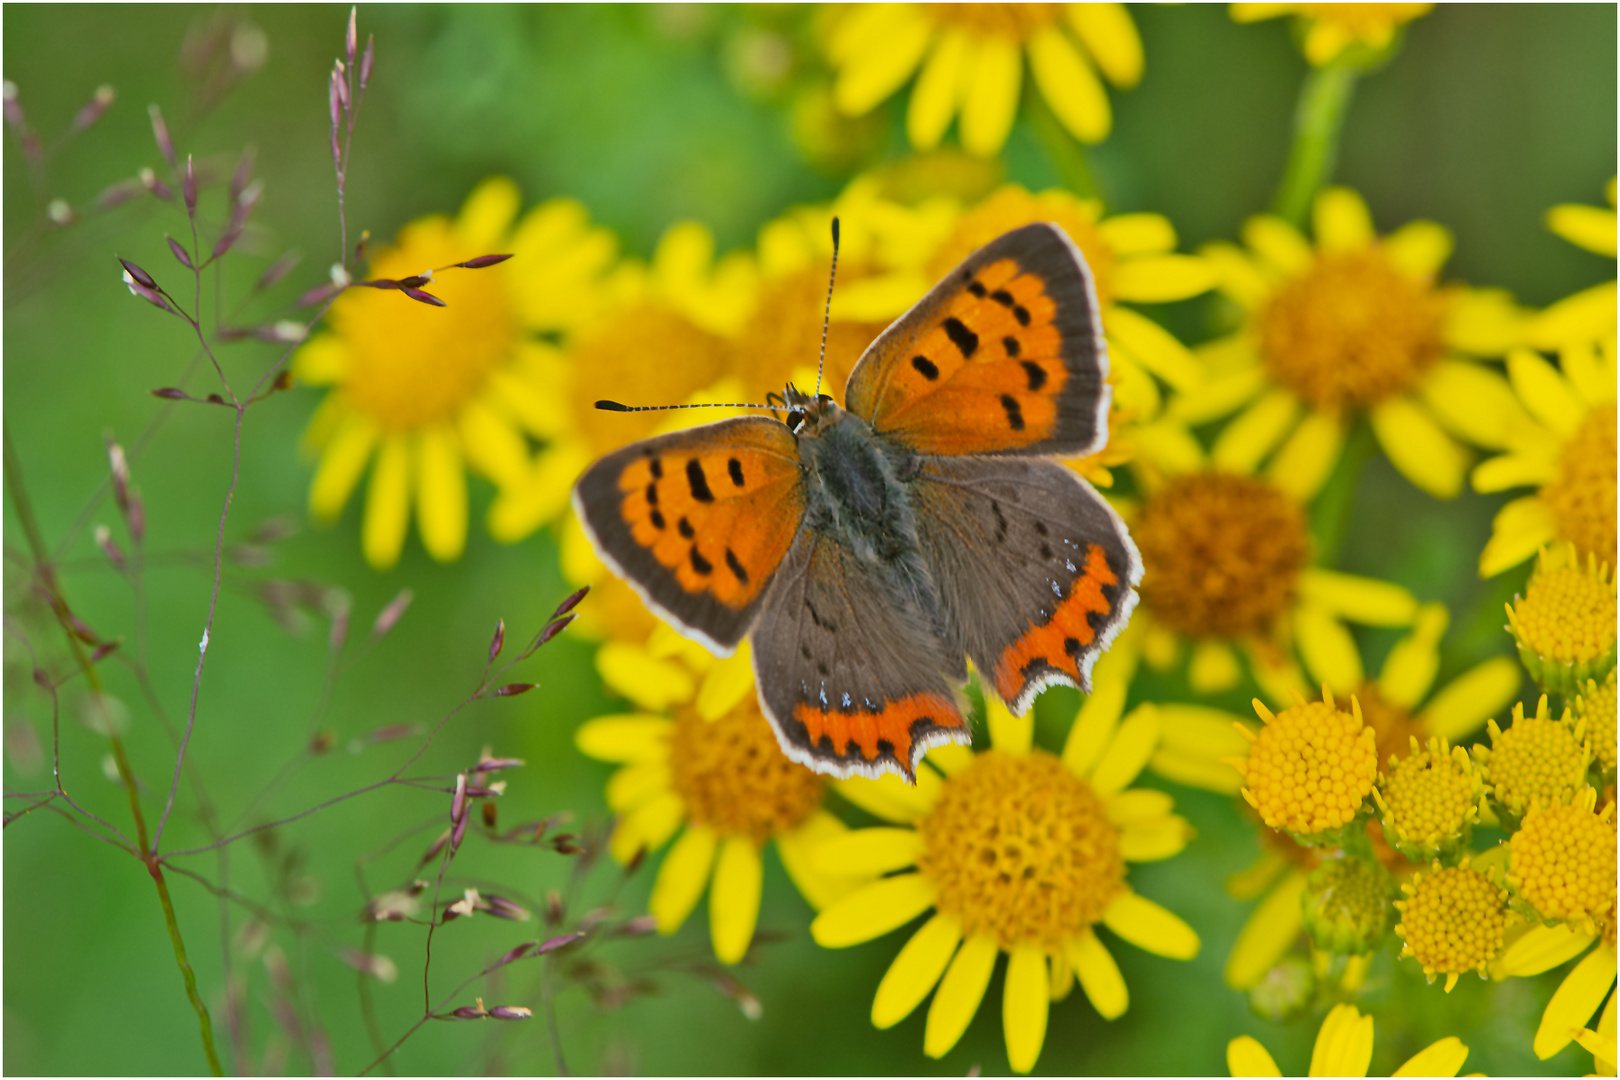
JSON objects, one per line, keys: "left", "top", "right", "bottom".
{"left": 808, "top": 655, "right": 1196, "bottom": 1073}
{"left": 1507, "top": 786, "right": 1616, "bottom": 936}
{"left": 296, "top": 178, "right": 615, "bottom": 569}
{"left": 1504, "top": 542, "right": 1618, "bottom": 695}
{"left": 574, "top": 626, "right": 862, "bottom": 964}
{"left": 1575, "top": 671, "right": 1617, "bottom": 775}
{"left": 1394, "top": 857, "right": 1512, "bottom": 991}
{"left": 1230, "top": 686, "right": 1378, "bottom": 841}
{"left": 1186, "top": 186, "right": 1525, "bottom": 501}
{"left": 1474, "top": 695, "right": 1595, "bottom": 821}
{"left": 1527, "top": 177, "right": 1618, "bottom": 351}
{"left": 1227, "top": 1002, "right": 1470, "bottom": 1077}
{"left": 1474, "top": 347, "right": 1618, "bottom": 577}
{"left": 1370, "top": 734, "right": 1484, "bottom": 862}
{"left": 1123, "top": 443, "right": 1417, "bottom": 701}
{"left": 1495, "top": 915, "right": 1617, "bottom": 1061}
{"left": 824, "top": 3, "right": 1144, "bottom": 156}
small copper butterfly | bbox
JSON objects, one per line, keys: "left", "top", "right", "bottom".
{"left": 573, "top": 223, "right": 1141, "bottom": 783}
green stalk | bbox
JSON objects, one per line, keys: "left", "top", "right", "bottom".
{"left": 1309, "top": 420, "right": 1377, "bottom": 568}
{"left": 1024, "top": 89, "right": 1099, "bottom": 200}
{"left": 1271, "top": 61, "right": 1359, "bottom": 228}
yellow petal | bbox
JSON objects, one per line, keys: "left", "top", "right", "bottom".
{"left": 987, "top": 689, "right": 1032, "bottom": 755}
{"left": 695, "top": 642, "right": 755, "bottom": 721}
{"left": 1313, "top": 188, "right": 1376, "bottom": 254}
{"left": 1376, "top": 602, "right": 1447, "bottom": 709}
{"left": 925, "top": 933, "right": 999, "bottom": 1058}
{"left": 1226, "top": 871, "right": 1307, "bottom": 989}
{"left": 1535, "top": 946, "right": 1617, "bottom": 1059}
{"left": 872, "top": 913, "right": 962, "bottom": 1028}
{"left": 1113, "top": 255, "right": 1219, "bottom": 303}
{"left": 1003, "top": 946, "right": 1050, "bottom": 1074}
{"left": 457, "top": 398, "right": 529, "bottom": 488}
{"left": 1189, "top": 639, "right": 1242, "bottom": 694}
{"left": 835, "top": 769, "right": 940, "bottom": 824}
{"left": 1417, "top": 358, "right": 1531, "bottom": 452}
{"left": 1446, "top": 285, "right": 1529, "bottom": 356}
{"left": 1558, "top": 337, "right": 1617, "bottom": 408}
{"left": 1170, "top": 350, "right": 1267, "bottom": 425}
{"left": 1228, "top": 1035, "right": 1283, "bottom": 1078}
{"left": 1382, "top": 220, "right": 1454, "bottom": 281}
{"left": 605, "top": 759, "right": 670, "bottom": 814}
{"left": 811, "top": 873, "right": 937, "bottom": 947}
{"left": 1149, "top": 747, "right": 1245, "bottom": 795}
{"left": 1118, "top": 815, "right": 1192, "bottom": 862}
{"left": 1547, "top": 203, "right": 1619, "bottom": 258}
{"left": 1105, "top": 306, "right": 1204, "bottom": 390}
{"left": 1243, "top": 215, "right": 1313, "bottom": 278}
{"left": 776, "top": 810, "right": 860, "bottom": 912}
{"left": 1294, "top": 602, "right": 1364, "bottom": 695}
{"left": 832, "top": 5, "right": 932, "bottom": 115}
{"left": 1310, "top": 1003, "right": 1374, "bottom": 1078}
{"left": 1202, "top": 241, "right": 1273, "bottom": 310}
{"left": 362, "top": 435, "right": 412, "bottom": 570}
{"left": 1102, "top": 890, "right": 1199, "bottom": 960}
{"left": 415, "top": 425, "right": 467, "bottom": 563}
{"left": 293, "top": 334, "right": 350, "bottom": 385}
{"left": 1478, "top": 495, "right": 1557, "bottom": 577}
{"left": 1098, "top": 213, "right": 1176, "bottom": 256}
{"left": 1370, "top": 396, "right": 1469, "bottom": 499}
{"left": 575, "top": 714, "right": 673, "bottom": 763}
{"left": 596, "top": 643, "right": 695, "bottom": 711}
{"left": 960, "top": 34, "right": 1022, "bottom": 156}
{"left": 1507, "top": 347, "right": 1584, "bottom": 440}
{"left": 1302, "top": 20, "right": 1354, "bottom": 66}
{"left": 1028, "top": 26, "right": 1110, "bottom": 144}
{"left": 1496, "top": 923, "right": 1599, "bottom": 978}
{"left": 927, "top": 742, "right": 977, "bottom": 777}
{"left": 1267, "top": 411, "right": 1345, "bottom": 501}
{"left": 907, "top": 28, "right": 970, "bottom": 149}
{"left": 1132, "top": 416, "right": 1209, "bottom": 476}
{"left": 610, "top": 789, "right": 685, "bottom": 863}
{"left": 1471, "top": 448, "right": 1560, "bottom": 493}
{"left": 1416, "top": 656, "right": 1522, "bottom": 743}
{"left": 1067, "top": 929, "right": 1127, "bottom": 1019}
{"left": 1299, "top": 569, "right": 1417, "bottom": 626}
{"left": 1088, "top": 705, "right": 1160, "bottom": 796}
{"left": 649, "top": 824, "right": 716, "bottom": 934}
{"left": 486, "top": 442, "right": 590, "bottom": 543}
{"left": 1105, "top": 788, "right": 1175, "bottom": 827}
{"left": 1528, "top": 282, "right": 1618, "bottom": 352}
{"left": 811, "top": 827, "right": 923, "bottom": 876}
{"left": 1066, "top": 3, "right": 1142, "bottom": 86}
{"left": 710, "top": 836, "right": 763, "bottom": 964}
{"left": 1155, "top": 704, "right": 1252, "bottom": 758}
{"left": 1392, "top": 1037, "right": 1469, "bottom": 1078}
{"left": 456, "top": 175, "right": 521, "bottom": 249}
{"left": 1062, "top": 651, "right": 1128, "bottom": 776}
{"left": 308, "top": 412, "right": 377, "bottom": 521}
{"left": 1212, "top": 387, "right": 1300, "bottom": 475}
{"left": 1228, "top": 849, "right": 1290, "bottom": 902}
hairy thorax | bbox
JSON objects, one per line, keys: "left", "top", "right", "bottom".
{"left": 797, "top": 404, "right": 921, "bottom": 569}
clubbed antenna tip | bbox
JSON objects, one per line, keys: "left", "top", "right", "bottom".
{"left": 595, "top": 399, "right": 629, "bottom": 412}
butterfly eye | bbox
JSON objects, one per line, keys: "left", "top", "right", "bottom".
{"left": 786, "top": 410, "right": 806, "bottom": 433}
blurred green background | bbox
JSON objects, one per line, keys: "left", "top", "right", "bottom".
{"left": 4, "top": 4, "right": 1614, "bottom": 1075}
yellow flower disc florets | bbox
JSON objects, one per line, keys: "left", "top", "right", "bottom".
{"left": 1475, "top": 698, "right": 1593, "bottom": 819}
{"left": 1302, "top": 854, "right": 1393, "bottom": 955}
{"left": 1256, "top": 251, "right": 1446, "bottom": 412}
{"left": 1236, "top": 692, "right": 1378, "bottom": 840}
{"left": 1395, "top": 860, "right": 1509, "bottom": 988}
{"left": 1508, "top": 791, "right": 1617, "bottom": 932}
{"left": 1543, "top": 409, "right": 1618, "bottom": 567}
{"left": 927, "top": 187, "right": 1117, "bottom": 309}
{"left": 1372, "top": 737, "right": 1483, "bottom": 861}
{"left": 332, "top": 222, "right": 519, "bottom": 431}
{"left": 1135, "top": 474, "right": 1310, "bottom": 639}
{"left": 916, "top": 748, "right": 1124, "bottom": 952}
{"left": 668, "top": 700, "right": 824, "bottom": 845}
{"left": 928, "top": 3, "right": 1063, "bottom": 42}
{"left": 1506, "top": 543, "right": 1618, "bottom": 696}
{"left": 1575, "top": 672, "right": 1617, "bottom": 774}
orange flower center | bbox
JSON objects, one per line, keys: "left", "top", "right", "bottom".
{"left": 1355, "top": 681, "right": 1423, "bottom": 767}
{"left": 1134, "top": 474, "right": 1309, "bottom": 639}
{"left": 332, "top": 221, "right": 518, "bottom": 431}
{"left": 1256, "top": 251, "right": 1446, "bottom": 412}
{"left": 1543, "top": 408, "right": 1618, "bottom": 567}
{"left": 667, "top": 699, "right": 824, "bottom": 844}
{"left": 917, "top": 749, "right": 1123, "bottom": 951}
{"left": 927, "top": 3, "right": 1062, "bottom": 41}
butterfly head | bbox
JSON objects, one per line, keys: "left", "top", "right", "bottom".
{"left": 781, "top": 383, "right": 838, "bottom": 436}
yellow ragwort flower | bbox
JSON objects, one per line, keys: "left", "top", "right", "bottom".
{"left": 575, "top": 627, "right": 863, "bottom": 964}
{"left": 1394, "top": 857, "right": 1511, "bottom": 991}
{"left": 1495, "top": 912, "right": 1618, "bottom": 1062}
{"left": 1228, "top": 1002, "right": 1469, "bottom": 1077}
{"left": 824, "top": 3, "right": 1143, "bottom": 156}
{"left": 1504, "top": 543, "right": 1618, "bottom": 696}
{"left": 1508, "top": 786, "right": 1616, "bottom": 936}
{"left": 1186, "top": 186, "right": 1526, "bottom": 501}
{"left": 1475, "top": 347, "right": 1618, "bottom": 577}
{"left": 1230, "top": 686, "right": 1378, "bottom": 842}
{"left": 1474, "top": 695, "right": 1595, "bottom": 820}
{"left": 809, "top": 660, "right": 1196, "bottom": 1074}
{"left": 1527, "top": 177, "right": 1617, "bottom": 352}
{"left": 1229, "top": 4, "right": 1433, "bottom": 66}
{"left": 1300, "top": 853, "right": 1392, "bottom": 957}
{"left": 1370, "top": 736, "right": 1484, "bottom": 862}
{"left": 1575, "top": 671, "right": 1617, "bottom": 775}
{"left": 296, "top": 178, "right": 615, "bottom": 569}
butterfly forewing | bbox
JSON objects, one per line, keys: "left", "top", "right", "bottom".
{"left": 843, "top": 222, "right": 1109, "bottom": 458}
{"left": 572, "top": 417, "right": 805, "bottom": 654}
{"left": 911, "top": 457, "right": 1141, "bottom": 714}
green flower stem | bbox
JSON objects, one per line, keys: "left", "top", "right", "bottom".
{"left": 1272, "top": 60, "right": 1359, "bottom": 228}
{"left": 3, "top": 428, "right": 224, "bottom": 1077}
{"left": 1025, "top": 90, "right": 1099, "bottom": 200}
{"left": 1310, "top": 420, "right": 1377, "bottom": 569}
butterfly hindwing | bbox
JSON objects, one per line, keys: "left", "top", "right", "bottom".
{"left": 911, "top": 456, "right": 1141, "bottom": 714}
{"left": 844, "top": 222, "right": 1109, "bottom": 458}
{"left": 572, "top": 417, "right": 806, "bottom": 654}
{"left": 751, "top": 529, "right": 971, "bottom": 781}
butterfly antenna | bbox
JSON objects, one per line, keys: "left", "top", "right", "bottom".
{"left": 595, "top": 400, "right": 772, "bottom": 413}
{"left": 815, "top": 216, "right": 840, "bottom": 398}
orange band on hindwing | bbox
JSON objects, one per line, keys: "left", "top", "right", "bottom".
{"left": 994, "top": 543, "right": 1120, "bottom": 702}
{"left": 791, "top": 693, "right": 965, "bottom": 774}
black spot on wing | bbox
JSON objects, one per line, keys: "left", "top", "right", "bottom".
{"left": 1000, "top": 394, "right": 1025, "bottom": 431}
{"left": 912, "top": 355, "right": 940, "bottom": 380}
{"left": 650, "top": 509, "right": 666, "bottom": 530}
{"left": 990, "top": 500, "right": 1008, "bottom": 543}
{"left": 967, "top": 280, "right": 987, "bottom": 298}
{"left": 1013, "top": 304, "right": 1031, "bottom": 326}
{"left": 678, "top": 517, "right": 695, "bottom": 539}
{"left": 1003, "top": 335, "right": 1020, "bottom": 357}
{"left": 645, "top": 482, "right": 658, "bottom": 506}
{"left": 690, "top": 547, "right": 713, "bottom": 575}
{"left": 724, "top": 547, "right": 749, "bottom": 585}
{"left": 1022, "top": 361, "right": 1047, "bottom": 392}
{"left": 728, "top": 458, "right": 745, "bottom": 487}
{"left": 943, "top": 317, "right": 978, "bottom": 358}
{"left": 686, "top": 459, "right": 714, "bottom": 503}
{"left": 990, "top": 288, "right": 1015, "bottom": 308}
{"left": 649, "top": 457, "right": 663, "bottom": 480}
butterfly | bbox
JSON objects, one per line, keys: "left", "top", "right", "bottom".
{"left": 573, "top": 223, "right": 1141, "bottom": 783}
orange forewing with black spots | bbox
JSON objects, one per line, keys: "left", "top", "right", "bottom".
{"left": 573, "top": 417, "right": 805, "bottom": 653}
{"left": 844, "top": 222, "right": 1108, "bottom": 457}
